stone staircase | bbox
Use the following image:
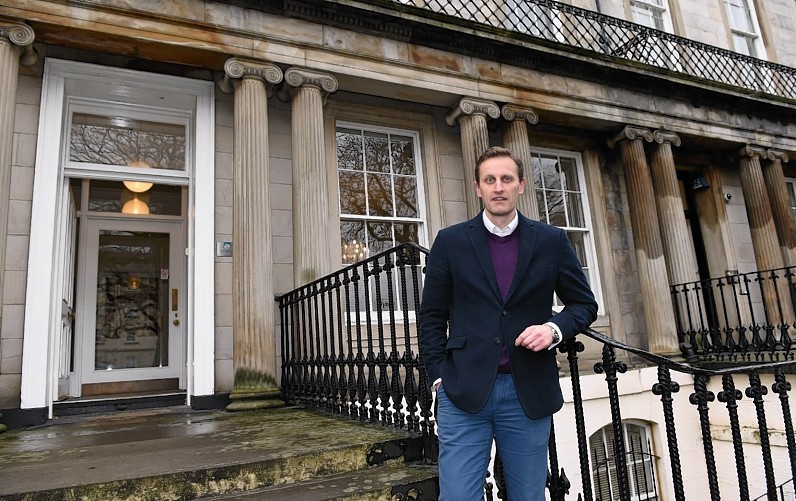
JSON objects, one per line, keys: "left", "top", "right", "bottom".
{"left": 0, "top": 406, "right": 438, "bottom": 500}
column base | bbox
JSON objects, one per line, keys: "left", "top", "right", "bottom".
{"left": 225, "top": 369, "right": 285, "bottom": 412}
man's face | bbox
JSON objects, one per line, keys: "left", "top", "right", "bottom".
{"left": 475, "top": 156, "right": 525, "bottom": 221}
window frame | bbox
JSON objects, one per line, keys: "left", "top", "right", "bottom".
{"left": 530, "top": 147, "right": 604, "bottom": 315}
{"left": 335, "top": 121, "right": 429, "bottom": 260}
{"left": 334, "top": 120, "right": 430, "bottom": 323}
{"left": 723, "top": 0, "right": 766, "bottom": 59}
{"left": 63, "top": 99, "right": 192, "bottom": 187}
{"left": 589, "top": 420, "right": 660, "bottom": 501}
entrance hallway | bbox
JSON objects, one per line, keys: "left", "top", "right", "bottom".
{"left": 0, "top": 406, "right": 437, "bottom": 500}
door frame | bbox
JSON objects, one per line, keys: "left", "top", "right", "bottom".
{"left": 75, "top": 217, "right": 185, "bottom": 388}
{"left": 21, "top": 59, "right": 215, "bottom": 415}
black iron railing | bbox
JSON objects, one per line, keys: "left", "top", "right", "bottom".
{"left": 279, "top": 244, "right": 796, "bottom": 500}
{"left": 752, "top": 477, "right": 794, "bottom": 501}
{"left": 383, "top": 0, "right": 796, "bottom": 100}
{"left": 672, "top": 267, "right": 796, "bottom": 363}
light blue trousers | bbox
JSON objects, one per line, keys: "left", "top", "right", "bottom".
{"left": 436, "top": 374, "right": 552, "bottom": 500}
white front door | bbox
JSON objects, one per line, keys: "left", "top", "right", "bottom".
{"left": 76, "top": 218, "right": 184, "bottom": 389}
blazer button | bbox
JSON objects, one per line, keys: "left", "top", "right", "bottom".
{"left": 494, "top": 337, "right": 501, "bottom": 344}
{"left": 502, "top": 310, "right": 507, "bottom": 316}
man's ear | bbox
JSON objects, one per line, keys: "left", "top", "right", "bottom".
{"left": 474, "top": 179, "right": 482, "bottom": 198}
{"left": 518, "top": 177, "right": 526, "bottom": 195}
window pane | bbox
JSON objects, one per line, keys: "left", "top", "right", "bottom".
{"left": 567, "top": 192, "right": 585, "bottom": 227}
{"left": 546, "top": 191, "right": 566, "bottom": 227}
{"left": 337, "top": 129, "right": 363, "bottom": 171}
{"left": 391, "top": 135, "right": 416, "bottom": 175}
{"left": 395, "top": 222, "right": 419, "bottom": 244}
{"left": 367, "top": 173, "right": 393, "bottom": 216}
{"left": 88, "top": 180, "right": 181, "bottom": 215}
{"left": 394, "top": 176, "right": 418, "bottom": 218}
{"left": 70, "top": 114, "right": 185, "bottom": 170}
{"left": 727, "top": 0, "right": 754, "bottom": 32}
{"left": 559, "top": 157, "right": 580, "bottom": 191}
{"left": 733, "top": 33, "right": 757, "bottom": 57}
{"left": 538, "top": 155, "right": 561, "bottom": 190}
{"left": 367, "top": 221, "right": 393, "bottom": 255}
{"left": 567, "top": 231, "right": 589, "bottom": 267}
{"left": 364, "top": 132, "right": 390, "bottom": 173}
{"left": 341, "top": 220, "right": 367, "bottom": 264}
{"left": 339, "top": 171, "right": 366, "bottom": 215}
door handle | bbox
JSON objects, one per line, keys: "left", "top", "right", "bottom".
{"left": 172, "top": 319, "right": 180, "bottom": 326}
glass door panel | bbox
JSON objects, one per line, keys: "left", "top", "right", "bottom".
{"left": 95, "top": 231, "right": 169, "bottom": 371}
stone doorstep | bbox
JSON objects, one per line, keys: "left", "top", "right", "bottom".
{"left": 0, "top": 442, "right": 395, "bottom": 501}
{"left": 0, "top": 439, "right": 438, "bottom": 501}
{"left": 203, "top": 463, "right": 439, "bottom": 501}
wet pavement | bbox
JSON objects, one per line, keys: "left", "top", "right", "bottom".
{"left": 0, "top": 406, "right": 433, "bottom": 500}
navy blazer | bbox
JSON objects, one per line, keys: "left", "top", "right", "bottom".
{"left": 419, "top": 212, "right": 598, "bottom": 419}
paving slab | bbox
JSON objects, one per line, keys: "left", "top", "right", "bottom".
{"left": 0, "top": 406, "right": 420, "bottom": 500}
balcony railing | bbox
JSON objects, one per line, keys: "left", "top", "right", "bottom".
{"left": 279, "top": 244, "right": 796, "bottom": 500}
{"left": 382, "top": 0, "right": 796, "bottom": 100}
{"left": 672, "top": 267, "right": 796, "bottom": 364}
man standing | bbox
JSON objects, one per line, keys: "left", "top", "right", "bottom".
{"left": 419, "top": 146, "right": 597, "bottom": 500}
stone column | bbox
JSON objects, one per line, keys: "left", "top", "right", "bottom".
{"left": 219, "top": 58, "right": 284, "bottom": 410}
{"left": 762, "top": 149, "right": 796, "bottom": 267}
{"left": 649, "top": 129, "right": 699, "bottom": 285}
{"left": 0, "top": 21, "right": 36, "bottom": 346}
{"left": 608, "top": 126, "right": 679, "bottom": 355}
{"left": 737, "top": 145, "right": 793, "bottom": 327}
{"left": 280, "top": 67, "right": 338, "bottom": 286}
{"left": 501, "top": 104, "right": 540, "bottom": 221}
{"left": 446, "top": 97, "right": 500, "bottom": 218}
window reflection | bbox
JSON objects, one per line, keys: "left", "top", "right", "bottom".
{"left": 70, "top": 113, "right": 186, "bottom": 171}
{"left": 337, "top": 125, "right": 423, "bottom": 264}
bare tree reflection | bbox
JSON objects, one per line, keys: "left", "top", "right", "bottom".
{"left": 70, "top": 115, "right": 185, "bottom": 170}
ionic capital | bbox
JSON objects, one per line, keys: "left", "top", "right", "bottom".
{"left": 0, "top": 20, "right": 37, "bottom": 66}
{"left": 607, "top": 125, "right": 653, "bottom": 149}
{"left": 278, "top": 66, "right": 338, "bottom": 103}
{"left": 653, "top": 128, "right": 681, "bottom": 147}
{"left": 766, "top": 149, "right": 790, "bottom": 164}
{"left": 218, "top": 57, "right": 283, "bottom": 94}
{"left": 500, "top": 104, "right": 538, "bottom": 125}
{"left": 736, "top": 145, "right": 768, "bottom": 161}
{"left": 445, "top": 97, "right": 500, "bottom": 127}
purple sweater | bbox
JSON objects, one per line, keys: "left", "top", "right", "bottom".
{"left": 486, "top": 227, "right": 521, "bottom": 373}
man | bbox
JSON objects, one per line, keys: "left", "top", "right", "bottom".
{"left": 419, "top": 146, "right": 597, "bottom": 500}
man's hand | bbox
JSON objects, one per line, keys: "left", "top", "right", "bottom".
{"left": 515, "top": 324, "right": 554, "bottom": 352}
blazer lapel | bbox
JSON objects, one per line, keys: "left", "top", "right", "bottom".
{"left": 505, "top": 214, "right": 537, "bottom": 302}
{"left": 468, "top": 214, "right": 502, "bottom": 302}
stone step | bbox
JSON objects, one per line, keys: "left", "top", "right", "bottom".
{"left": 204, "top": 462, "right": 439, "bottom": 500}
{"left": 0, "top": 406, "right": 435, "bottom": 500}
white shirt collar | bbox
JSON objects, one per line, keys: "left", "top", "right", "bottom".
{"left": 483, "top": 211, "right": 519, "bottom": 237}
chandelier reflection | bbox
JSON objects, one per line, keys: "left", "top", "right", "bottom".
{"left": 122, "top": 125, "right": 153, "bottom": 214}
{"left": 342, "top": 239, "right": 369, "bottom": 263}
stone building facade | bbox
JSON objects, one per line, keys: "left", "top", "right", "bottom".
{"left": 1, "top": 0, "right": 795, "bottom": 493}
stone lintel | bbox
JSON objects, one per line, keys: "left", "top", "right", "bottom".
{"left": 736, "top": 144, "right": 768, "bottom": 160}
{"left": 0, "top": 20, "right": 37, "bottom": 66}
{"left": 500, "top": 104, "right": 538, "bottom": 125}
{"left": 445, "top": 97, "right": 500, "bottom": 127}
{"left": 278, "top": 66, "right": 338, "bottom": 103}
{"left": 767, "top": 149, "right": 790, "bottom": 163}
{"left": 607, "top": 125, "right": 653, "bottom": 149}
{"left": 653, "top": 128, "right": 681, "bottom": 147}
{"left": 218, "top": 57, "right": 283, "bottom": 94}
